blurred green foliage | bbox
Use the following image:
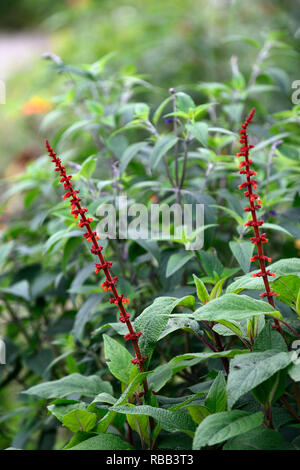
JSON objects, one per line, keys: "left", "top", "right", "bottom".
{"left": 1, "top": 0, "right": 299, "bottom": 174}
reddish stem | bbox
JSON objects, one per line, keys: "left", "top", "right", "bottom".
{"left": 46, "top": 140, "right": 149, "bottom": 393}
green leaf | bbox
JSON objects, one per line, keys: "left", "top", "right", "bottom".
{"left": 252, "top": 132, "right": 290, "bottom": 153}
{"left": 48, "top": 402, "right": 86, "bottom": 422}
{"left": 134, "top": 103, "right": 150, "bottom": 120}
{"left": 165, "top": 349, "right": 248, "bottom": 375}
{"left": 134, "top": 296, "right": 196, "bottom": 361}
{"left": 0, "top": 280, "right": 30, "bottom": 302}
{"left": 262, "top": 223, "right": 293, "bottom": 238}
{"left": 72, "top": 294, "right": 103, "bottom": 341}
{"left": 223, "top": 426, "right": 293, "bottom": 450}
{"left": 103, "top": 334, "right": 134, "bottom": 384}
{"left": 193, "top": 411, "right": 263, "bottom": 449}
{"left": 193, "top": 294, "right": 282, "bottom": 322}
{"left": 63, "top": 431, "right": 95, "bottom": 450}
{"left": 166, "top": 252, "right": 194, "bottom": 278}
{"left": 89, "top": 393, "right": 116, "bottom": 406}
{"left": 193, "top": 274, "right": 209, "bottom": 304}
{"left": 153, "top": 96, "right": 172, "bottom": 124}
{"left": 126, "top": 407, "right": 150, "bottom": 445}
{"left": 120, "top": 142, "right": 147, "bottom": 173}
{"left": 226, "top": 258, "right": 300, "bottom": 294}
{"left": 205, "top": 372, "right": 227, "bottom": 413}
{"left": 148, "top": 364, "right": 173, "bottom": 392}
{"left": 150, "top": 135, "right": 178, "bottom": 169}
{"left": 296, "top": 288, "right": 300, "bottom": 316}
{"left": 0, "top": 241, "right": 13, "bottom": 265}
{"left": 176, "top": 92, "right": 195, "bottom": 113}
{"left": 114, "top": 372, "right": 153, "bottom": 407}
{"left": 111, "top": 405, "right": 195, "bottom": 434}
{"left": 186, "top": 122, "right": 208, "bottom": 147}
{"left": 227, "top": 350, "right": 293, "bottom": 409}
{"left": 80, "top": 157, "right": 97, "bottom": 179}
{"left": 187, "top": 405, "right": 210, "bottom": 425}
{"left": 61, "top": 119, "right": 96, "bottom": 141}
{"left": 212, "top": 321, "right": 244, "bottom": 337}
{"left": 209, "top": 278, "right": 225, "bottom": 300}
{"left": 211, "top": 204, "right": 244, "bottom": 225}
{"left": 62, "top": 409, "right": 97, "bottom": 433}
{"left": 229, "top": 241, "right": 254, "bottom": 274}
{"left": 24, "top": 373, "right": 113, "bottom": 399}
{"left": 253, "top": 322, "right": 287, "bottom": 353}
{"left": 85, "top": 100, "right": 103, "bottom": 115}
{"left": 43, "top": 229, "right": 82, "bottom": 254}
{"left": 288, "top": 362, "right": 300, "bottom": 382}
{"left": 197, "top": 250, "right": 224, "bottom": 277}
{"left": 252, "top": 369, "right": 287, "bottom": 407}
{"left": 271, "top": 275, "right": 300, "bottom": 308}
{"left": 68, "top": 433, "right": 133, "bottom": 450}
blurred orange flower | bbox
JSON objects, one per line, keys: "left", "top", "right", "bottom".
{"left": 22, "top": 96, "right": 52, "bottom": 115}
{"left": 150, "top": 194, "right": 158, "bottom": 203}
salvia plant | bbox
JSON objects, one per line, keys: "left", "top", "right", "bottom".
{"left": 1, "top": 51, "right": 300, "bottom": 451}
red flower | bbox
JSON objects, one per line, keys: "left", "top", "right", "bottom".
{"left": 46, "top": 140, "right": 148, "bottom": 375}
{"left": 236, "top": 110, "right": 278, "bottom": 305}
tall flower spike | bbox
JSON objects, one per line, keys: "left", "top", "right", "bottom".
{"left": 45, "top": 140, "right": 149, "bottom": 385}
{"left": 236, "top": 110, "right": 282, "bottom": 330}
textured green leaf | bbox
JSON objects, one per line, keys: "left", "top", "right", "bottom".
{"left": 24, "top": 373, "right": 113, "bottom": 399}
{"left": 111, "top": 405, "right": 195, "bottom": 434}
{"left": 227, "top": 350, "right": 293, "bottom": 409}
{"left": 205, "top": 372, "right": 227, "bottom": 413}
{"left": 223, "top": 426, "right": 293, "bottom": 450}
{"left": 253, "top": 322, "right": 287, "bottom": 353}
{"left": 193, "top": 274, "right": 209, "bottom": 304}
{"left": 167, "top": 349, "right": 248, "bottom": 374}
{"left": 271, "top": 275, "right": 300, "bottom": 308}
{"left": 48, "top": 402, "right": 86, "bottom": 422}
{"left": 193, "top": 411, "right": 263, "bottom": 449}
{"left": 62, "top": 409, "right": 97, "bottom": 433}
{"left": 103, "top": 334, "right": 133, "bottom": 384}
{"left": 193, "top": 294, "right": 282, "bottom": 322}
{"left": 135, "top": 296, "right": 196, "bottom": 361}
{"left": 229, "top": 241, "right": 254, "bottom": 274}
{"left": 68, "top": 433, "right": 133, "bottom": 450}
{"left": 227, "top": 258, "right": 300, "bottom": 293}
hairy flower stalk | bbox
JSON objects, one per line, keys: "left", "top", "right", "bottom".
{"left": 45, "top": 140, "right": 149, "bottom": 390}
{"left": 237, "top": 109, "right": 281, "bottom": 331}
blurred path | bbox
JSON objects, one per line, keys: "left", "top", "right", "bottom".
{"left": 0, "top": 32, "right": 50, "bottom": 79}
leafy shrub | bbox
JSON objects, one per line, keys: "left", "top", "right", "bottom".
{"left": 0, "top": 50, "right": 300, "bottom": 450}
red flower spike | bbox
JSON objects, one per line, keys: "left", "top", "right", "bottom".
{"left": 46, "top": 140, "right": 149, "bottom": 382}
{"left": 124, "top": 331, "right": 142, "bottom": 342}
{"left": 235, "top": 111, "right": 281, "bottom": 332}
{"left": 260, "top": 291, "right": 279, "bottom": 298}
{"left": 131, "top": 356, "right": 148, "bottom": 365}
